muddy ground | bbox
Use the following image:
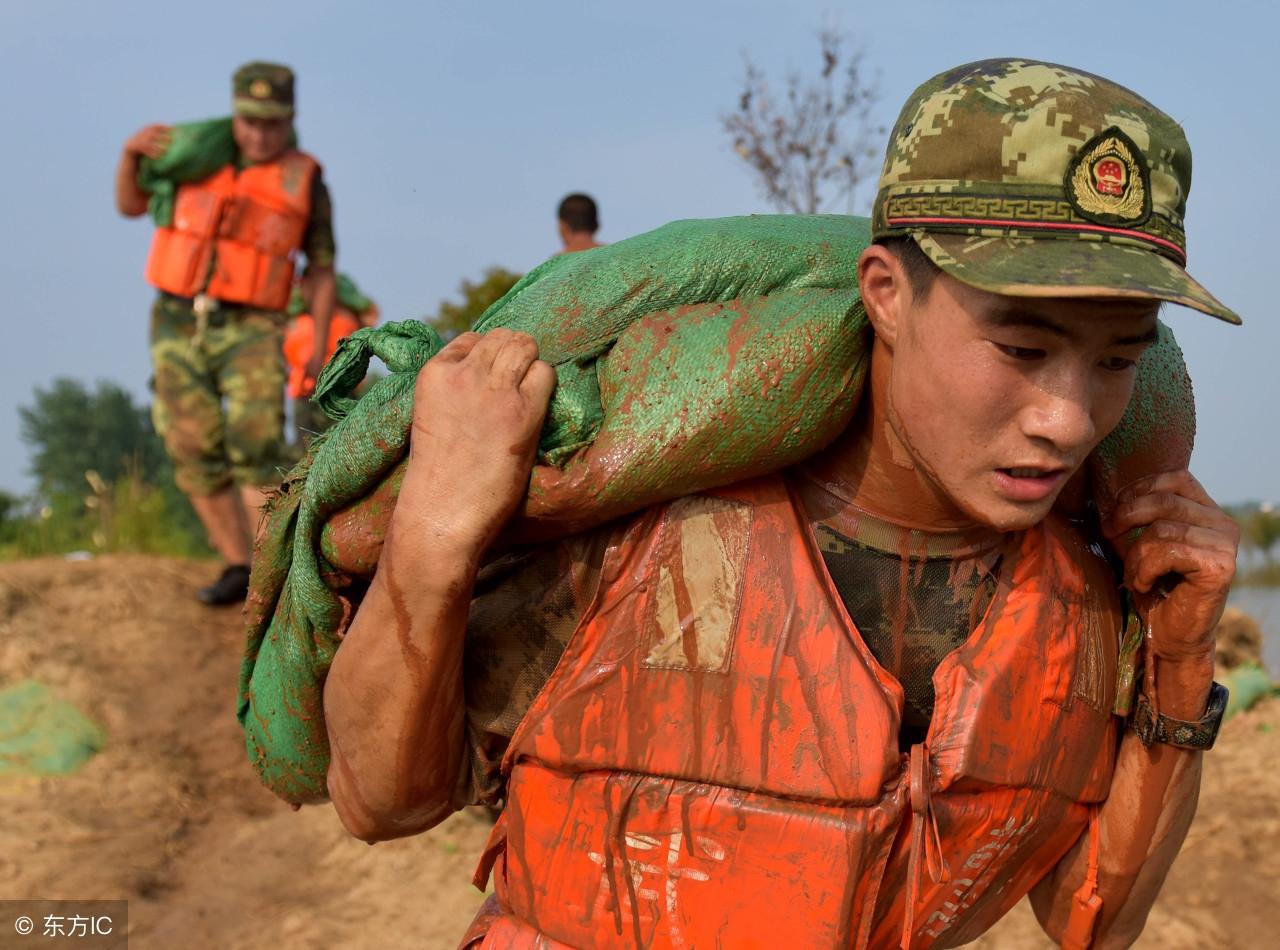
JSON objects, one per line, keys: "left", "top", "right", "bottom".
{"left": 1, "top": 556, "right": 1276, "bottom": 949}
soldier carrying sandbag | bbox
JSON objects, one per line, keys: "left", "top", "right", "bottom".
{"left": 261, "top": 60, "right": 1240, "bottom": 948}
{"left": 114, "top": 62, "right": 338, "bottom": 605}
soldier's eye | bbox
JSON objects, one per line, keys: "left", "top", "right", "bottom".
{"left": 994, "top": 343, "right": 1044, "bottom": 361}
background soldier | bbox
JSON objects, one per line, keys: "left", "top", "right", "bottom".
{"left": 285, "top": 270, "right": 379, "bottom": 449}
{"left": 556, "top": 192, "right": 603, "bottom": 252}
{"left": 114, "top": 62, "right": 337, "bottom": 605}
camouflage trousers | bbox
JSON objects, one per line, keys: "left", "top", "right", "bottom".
{"left": 149, "top": 294, "right": 288, "bottom": 496}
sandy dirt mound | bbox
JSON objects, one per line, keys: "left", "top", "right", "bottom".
{"left": 1, "top": 555, "right": 1275, "bottom": 949}
{"left": 1215, "top": 607, "right": 1265, "bottom": 669}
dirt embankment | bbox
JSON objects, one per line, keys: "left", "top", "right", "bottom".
{"left": 1, "top": 556, "right": 1275, "bottom": 949}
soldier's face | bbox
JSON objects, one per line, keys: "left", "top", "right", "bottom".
{"left": 233, "top": 115, "right": 292, "bottom": 164}
{"left": 884, "top": 269, "right": 1159, "bottom": 531}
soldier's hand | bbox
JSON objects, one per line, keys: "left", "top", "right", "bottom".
{"left": 304, "top": 352, "right": 327, "bottom": 387}
{"left": 124, "top": 124, "right": 173, "bottom": 159}
{"left": 1104, "top": 470, "right": 1239, "bottom": 663}
{"left": 395, "top": 330, "right": 556, "bottom": 555}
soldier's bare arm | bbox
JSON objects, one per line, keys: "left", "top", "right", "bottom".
{"left": 304, "top": 265, "right": 337, "bottom": 383}
{"left": 1031, "top": 471, "right": 1239, "bottom": 947}
{"left": 323, "top": 330, "right": 555, "bottom": 842}
{"left": 115, "top": 124, "right": 171, "bottom": 217}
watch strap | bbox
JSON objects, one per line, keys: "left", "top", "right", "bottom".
{"left": 1132, "top": 681, "right": 1229, "bottom": 751}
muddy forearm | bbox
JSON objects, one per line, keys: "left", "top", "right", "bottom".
{"left": 324, "top": 327, "right": 554, "bottom": 841}
{"left": 1032, "top": 657, "right": 1211, "bottom": 947}
{"left": 309, "top": 266, "right": 337, "bottom": 354}
{"left": 115, "top": 147, "right": 149, "bottom": 217}
{"left": 323, "top": 513, "right": 482, "bottom": 842}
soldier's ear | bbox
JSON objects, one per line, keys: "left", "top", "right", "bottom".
{"left": 858, "top": 245, "right": 908, "bottom": 350}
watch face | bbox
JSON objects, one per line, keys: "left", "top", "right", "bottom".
{"left": 1133, "top": 700, "right": 1156, "bottom": 748}
{"left": 1200, "top": 681, "right": 1230, "bottom": 749}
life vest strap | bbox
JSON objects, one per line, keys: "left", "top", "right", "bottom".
{"left": 1061, "top": 805, "right": 1103, "bottom": 950}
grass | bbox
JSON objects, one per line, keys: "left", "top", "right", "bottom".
{"left": 0, "top": 472, "right": 212, "bottom": 561}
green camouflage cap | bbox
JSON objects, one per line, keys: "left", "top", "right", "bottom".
{"left": 872, "top": 59, "right": 1239, "bottom": 324}
{"left": 233, "top": 61, "right": 295, "bottom": 119}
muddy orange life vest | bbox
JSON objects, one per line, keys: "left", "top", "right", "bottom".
{"left": 283, "top": 307, "right": 362, "bottom": 398}
{"left": 145, "top": 150, "right": 318, "bottom": 311}
{"left": 469, "top": 475, "right": 1122, "bottom": 949}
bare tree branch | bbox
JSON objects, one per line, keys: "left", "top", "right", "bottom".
{"left": 722, "top": 30, "right": 885, "bottom": 215}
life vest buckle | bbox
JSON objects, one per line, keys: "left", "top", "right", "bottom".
{"left": 192, "top": 293, "right": 219, "bottom": 319}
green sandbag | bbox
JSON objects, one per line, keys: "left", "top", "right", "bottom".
{"left": 240, "top": 214, "right": 872, "bottom": 803}
{"left": 238, "top": 213, "right": 1197, "bottom": 805}
{"left": 0, "top": 680, "right": 105, "bottom": 777}
{"left": 137, "top": 118, "right": 236, "bottom": 227}
{"left": 137, "top": 116, "right": 298, "bottom": 227}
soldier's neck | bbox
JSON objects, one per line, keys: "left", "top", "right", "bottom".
{"left": 560, "top": 232, "right": 600, "bottom": 254}
{"left": 801, "top": 338, "right": 985, "bottom": 536}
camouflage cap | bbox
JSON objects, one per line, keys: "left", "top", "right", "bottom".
{"left": 233, "top": 61, "right": 295, "bottom": 119}
{"left": 872, "top": 59, "right": 1239, "bottom": 324}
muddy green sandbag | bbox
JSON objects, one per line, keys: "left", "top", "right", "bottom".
{"left": 240, "top": 214, "right": 873, "bottom": 804}
{"left": 239, "top": 213, "right": 1196, "bottom": 805}
{"left": 137, "top": 116, "right": 298, "bottom": 227}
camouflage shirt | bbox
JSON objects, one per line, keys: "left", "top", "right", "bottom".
{"left": 300, "top": 173, "right": 335, "bottom": 270}
{"left": 811, "top": 521, "right": 1000, "bottom": 751}
{"left": 457, "top": 482, "right": 1002, "bottom": 805}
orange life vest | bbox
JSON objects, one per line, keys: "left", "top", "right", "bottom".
{"left": 145, "top": 150, "right": 318, "bottom": 311}
{"left": 283, "top": 307, "right": 362, "bottom": 398}
{"left": 469, "top": 475, "right": 1122, "bottom": 949}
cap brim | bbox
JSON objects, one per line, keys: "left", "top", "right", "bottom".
{"left": 912, "top": 232, "right": 1241, "bottom": 325}
{"left": 233, "top": 97, "right": 294, "bottom": 119}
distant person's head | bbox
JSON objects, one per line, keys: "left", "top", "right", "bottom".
{"left": 232, "top": 62, "right": 295, "bottom": 164}
{"left": 558, "top": 193, "right": 602, "bottom": 252}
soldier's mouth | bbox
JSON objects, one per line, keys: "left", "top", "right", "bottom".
{"left": 994, "top": 467, "right": 1067, "bottom": 502}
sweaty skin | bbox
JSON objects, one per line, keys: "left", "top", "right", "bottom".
{"left": 323, "top": 248, "right": 1237, "bottom": 945}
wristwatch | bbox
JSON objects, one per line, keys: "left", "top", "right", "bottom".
{"left": 1132, "top": 681, "right": 1229, "bottom": 751}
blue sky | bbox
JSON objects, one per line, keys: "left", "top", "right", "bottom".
{"left": 0, "top": 0, "right": 1273, "bottom": 504}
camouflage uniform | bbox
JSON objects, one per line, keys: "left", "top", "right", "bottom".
{"left": 148, "top": 62, "right": 337, "bottom": 494}
{"left": 150, "top": 294, "right": 291, "bottom": 494}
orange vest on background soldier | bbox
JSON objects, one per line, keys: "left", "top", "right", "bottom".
{"left": 145, "top": 151, "right": 318, "bottom": 311}
{"left": 463, "top": 478, "right": 1122, "bottom": 949}
{"left": 284, "top": 307, "right": 360, "bottom": 398}
{"left": 283, "top": 274, "right": 378, "bottom": 399}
